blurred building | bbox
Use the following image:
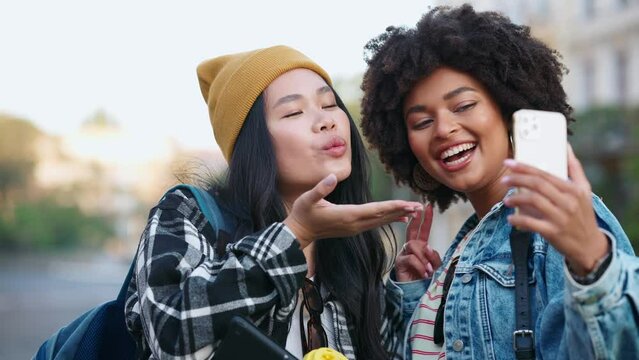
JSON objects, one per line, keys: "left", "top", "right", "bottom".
{"left": 438, "top": 0, "right": 639, "bottom": 110}
{"left": 34, "top": 110, "right": 225, "bottom": 254}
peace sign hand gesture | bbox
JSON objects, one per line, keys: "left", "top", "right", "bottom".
{"left": 395, "top": 203, "right": 442, "bottom": 282}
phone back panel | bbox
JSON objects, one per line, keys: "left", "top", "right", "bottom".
{"left": 512, "top": 109, "right": 567, "bottom": 180}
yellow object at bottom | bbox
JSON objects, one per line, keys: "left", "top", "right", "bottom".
{"left": 302, "top": 347, "right": 348, "bottom": 360}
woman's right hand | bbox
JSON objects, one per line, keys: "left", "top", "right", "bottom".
{"left": 283, "top": 174, "right": 423, "bottom": 249}
{"left": 394, "top": 203, "right": 441, "bottom": 281}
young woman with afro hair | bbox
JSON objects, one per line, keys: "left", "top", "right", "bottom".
{"left": 361, "top": 4, "right": 639, "bottom": 359}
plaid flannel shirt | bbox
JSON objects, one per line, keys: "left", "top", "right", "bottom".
{"left": 125, "top": 188, "right": 405, "bottom": 359}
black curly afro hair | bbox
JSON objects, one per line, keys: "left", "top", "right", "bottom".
{"left": 360, "top": 4, "right": 574, "bottom": 211}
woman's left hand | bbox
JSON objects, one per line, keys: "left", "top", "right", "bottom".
{"left": 395, "top": 203, "right": 441, "bottom": 282}
{"left": 501, "top": 144, "right": 609, "bottom": 276}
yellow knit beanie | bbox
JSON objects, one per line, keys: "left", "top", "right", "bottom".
{"left": 197, "top": 45, "right": 332, "bottom": 162}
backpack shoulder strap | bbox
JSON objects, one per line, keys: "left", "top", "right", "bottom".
{"left": 118, "top": 185, "right": 230, "bottom": 304}
{"left": 165, "top": 184, "right": 233, "bottom": 236}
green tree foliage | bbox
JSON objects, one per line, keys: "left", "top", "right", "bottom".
{"left": 0, "top": 197, "right": 114, "bottom": 250}
{"left": 572, "top": 106, "right": 639, "bottom": 251}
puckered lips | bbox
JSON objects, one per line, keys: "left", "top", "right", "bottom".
{"left": 437, "top": 141, "right": 477, "bottom": 171}
{"left": 321, "top": 135, "right": 347, "bottom": 157}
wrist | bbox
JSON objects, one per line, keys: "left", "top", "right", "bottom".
{"left": 566, "top": 231, "right": 612, "bottom": 284}
{"left": 283, "top": 218, "right": 313, "bottom": 249}
{"left": 567, "top": 231, "right": 610, "bottom": 276}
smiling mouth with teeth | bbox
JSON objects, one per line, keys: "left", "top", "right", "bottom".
{"left": 441, "top": 143, "right": 477, "bottom": 165}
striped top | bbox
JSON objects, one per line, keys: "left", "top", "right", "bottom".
{"left": 409, "top": 234, "right": 471, "bottom": 359}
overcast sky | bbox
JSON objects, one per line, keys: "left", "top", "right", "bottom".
{"left": 1, "top": 0, "right": 434, "bottom": 150}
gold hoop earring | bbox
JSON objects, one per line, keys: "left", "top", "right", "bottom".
{"left": 413, "top": 164, "right": 440, "bottom": 191}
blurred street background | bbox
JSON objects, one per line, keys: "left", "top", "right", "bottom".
{"left": 0, "top": 253, "right": 128, "bottom": 359}
{"left": 1, "top": 0, "right": 638, "bottom": 358}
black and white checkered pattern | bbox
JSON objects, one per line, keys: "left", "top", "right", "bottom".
{"left": 125, "top": 188, "right": 405, "bottom": 359}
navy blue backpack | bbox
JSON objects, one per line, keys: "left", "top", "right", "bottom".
{"left": 34, "top": 185, "right": 229, "bottom": 360}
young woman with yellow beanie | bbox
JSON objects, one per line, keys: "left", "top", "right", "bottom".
{"left": 124, "top": 45, "right": 423, "bottom": 360}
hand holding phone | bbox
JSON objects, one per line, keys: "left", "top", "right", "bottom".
{"left": 506, "top": 111, "right": 610, "bottom": 274}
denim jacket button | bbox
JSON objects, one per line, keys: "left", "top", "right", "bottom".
{"left": 452, "top": 339, "right": 464, "bottom": 351}
{"left": 461, "top": 273, "right": 472, "bottom": 283}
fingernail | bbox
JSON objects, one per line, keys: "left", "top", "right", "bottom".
{"left": 504, "top": 159, "right": 517, "bottom": 167}
{"left": 322, "top": 173, "right": 337, "bottom": 186}
{"left": 501, "top": 176, "right": 511, "bottom": 183}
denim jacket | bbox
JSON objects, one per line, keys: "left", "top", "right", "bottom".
{"left": 391, "top": 193, "right": 639, "bottom": 359}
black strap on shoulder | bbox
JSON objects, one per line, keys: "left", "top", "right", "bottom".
{"left": 510, "top": 228, "right": 535, "bottom": 360}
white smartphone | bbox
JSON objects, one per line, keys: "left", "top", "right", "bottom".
{"left": 512, "top": 109, "right": 568, "bottom": 217}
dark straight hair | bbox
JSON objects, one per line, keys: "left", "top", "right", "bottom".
{"left": 215, "top": 90, "right": 394, "bottom": 360}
